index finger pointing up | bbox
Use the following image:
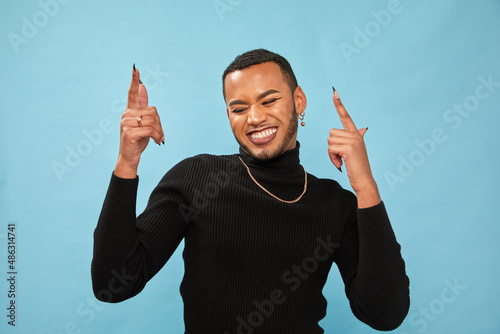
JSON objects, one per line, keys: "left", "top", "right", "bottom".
{"left": 332, "top": 87, "right": 358, "bottom": 131}
{"left": 138, "top": 80, "right": 148, "bottom": 108}
{"left": 127, "top": 64, "right": 141, "bottom": 108}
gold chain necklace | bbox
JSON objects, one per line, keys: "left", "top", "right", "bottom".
{"left": 238, "top": 156, "right": 307, "bottom": 204}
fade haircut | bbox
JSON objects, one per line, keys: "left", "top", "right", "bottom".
{"left": 222, "top": 49, "right": 298, "bottom": 100}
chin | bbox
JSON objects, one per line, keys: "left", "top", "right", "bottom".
{"left": 250, "top": 149, "right": 279, "bottom": 161}
{"left": 243, "top": 143, "right": 286, "bottom": 161}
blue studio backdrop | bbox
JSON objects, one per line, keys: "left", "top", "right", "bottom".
{"left": 1, "top": 1, "right": 499, "bottom": 333}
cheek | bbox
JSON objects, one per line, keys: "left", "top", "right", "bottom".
{"left": 228, "top": 115, "right": 243, "bottom": 133}
{"left": 275, "top": 100, "right": 295, "bottom": 119}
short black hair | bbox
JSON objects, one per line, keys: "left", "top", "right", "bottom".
{"left": 222, "top": 49, "right": 298, "bottom": 99}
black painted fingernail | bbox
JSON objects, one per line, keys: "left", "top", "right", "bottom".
{"left": 133, "top": 63, "right": 136, "bottom": 72}
{"left": 366, "top": 127, "right": 369, "bottom": 131}
{"left": 332, "top": 86, "right": 336, "bottom": 94}
{"left": 337, "top": 166, "right": 342, "bottom": 172}
{"left": 139, "top": 79, "right": 143, "bottom": 84}
{"left": 162, "top": 140, "right": 165, "bottom": 145}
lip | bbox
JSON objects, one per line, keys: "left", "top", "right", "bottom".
{"left": 247, "top": 126, "right": 278, "bottom": 145}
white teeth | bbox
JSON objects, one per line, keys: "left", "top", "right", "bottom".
{"left": 250, "top": 128, "right": 277, "bottom": 139}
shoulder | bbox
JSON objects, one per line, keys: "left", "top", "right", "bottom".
{"left": 159, "top": 153, "right": 240, "bottom": 182}
{"left": 307, "top": 173, "right": 357, "bottom": 208}
{"left": 183, "top": 153, "right": 240, "bottom": 171}
{"left": 190, "top": 153, "right": 239, "bottom": 163}
{"left": 308, "top": 173, "right": 354, "bottom": 195}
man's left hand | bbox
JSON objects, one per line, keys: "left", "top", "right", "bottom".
{"left": 327, "top": 89, "right": 381, "bottom": 208}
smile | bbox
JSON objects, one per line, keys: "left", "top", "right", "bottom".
{"left": 249, "top": 128, "right": 277, "bottom": 139}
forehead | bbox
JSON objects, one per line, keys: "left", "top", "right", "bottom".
{"left": 224, "top": 62, "right": 287, "bottom": 99}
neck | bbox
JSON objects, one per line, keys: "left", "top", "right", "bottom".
{"left": 239, "top": 141, "right": 302, "bottom": 176}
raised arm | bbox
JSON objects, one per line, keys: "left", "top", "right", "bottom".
{"left": 328, "top": 88, "right": 409, "bottom": 329}
{"left": 91, "top": 66, "right": 186, "bottom": 303}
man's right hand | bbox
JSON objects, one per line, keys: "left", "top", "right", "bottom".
{"left": 114, "top": 65, "right": 165, "bottom": 179}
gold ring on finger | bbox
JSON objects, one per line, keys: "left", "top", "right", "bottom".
{"left": 137, "top": 115, "right": 142, "bottom": 127}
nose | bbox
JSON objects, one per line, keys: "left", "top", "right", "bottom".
{"left": 247, "top": 105, "right": 267, "bottom": 126}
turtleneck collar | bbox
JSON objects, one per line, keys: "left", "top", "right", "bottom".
{"left": 238, "top": 141, "right": 301, "bottom": 173}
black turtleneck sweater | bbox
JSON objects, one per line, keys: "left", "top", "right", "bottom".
{"left": 91, "top": 144, "right": 409, "bottom": 333}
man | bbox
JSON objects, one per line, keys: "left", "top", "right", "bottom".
{"left": 92, "top": 49, "right": 409, "bottom": 333}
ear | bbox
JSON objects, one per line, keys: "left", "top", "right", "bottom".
{"left": 293, "top": 86, "right": 307, "bottom": 117}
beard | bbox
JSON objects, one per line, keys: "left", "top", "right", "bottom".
{"left": 236, "top": 104, "right": 299, "bottom": 161}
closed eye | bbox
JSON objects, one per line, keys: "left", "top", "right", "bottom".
{"left": 231, "top": 107, "right": 246, "bottom": 113}
{"left": 263, "top": 97, "right": 281, "bottom": 105}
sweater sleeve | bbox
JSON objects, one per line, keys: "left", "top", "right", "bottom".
{"left": 91, "top": 160, "right": 190, "bottom": 303}
{"left": 334, "top": 201, "right": 410, "bottom": 330}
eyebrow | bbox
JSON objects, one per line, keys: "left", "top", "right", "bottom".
{"left": 228, "top": 89, "right": 281, "bottom": 107}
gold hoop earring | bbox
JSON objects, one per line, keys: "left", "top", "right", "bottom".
{"left": 299, "top": 112, "right": 305, "bottom": 126}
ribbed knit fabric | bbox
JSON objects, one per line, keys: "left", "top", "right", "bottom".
{"left": 91, "top": 143, "right": 409, "bottom": 333}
